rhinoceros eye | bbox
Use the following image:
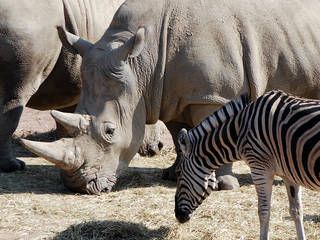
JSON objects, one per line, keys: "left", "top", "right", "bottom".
{"left": 101, "top": 122, "right": 116, "bottom": 142}
{"left": 105, "top": 127, "right": 115, "bottom": 135}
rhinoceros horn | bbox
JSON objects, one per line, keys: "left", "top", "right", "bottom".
{"left": 51, "top": 110, "right": 89, "bottom": 134}
{"left": 57, "top": 26, "right": 93, "bottom": 57}
{"left": 20, "top": 138, "right": 82, "bottom": 171}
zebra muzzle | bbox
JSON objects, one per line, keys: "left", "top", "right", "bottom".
{"left": 175, "top": 207, "right": 192, "bottom": 223}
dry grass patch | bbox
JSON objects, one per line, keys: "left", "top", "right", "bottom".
{"left": 0, "top": 140, "right": 319, "bottom": 239}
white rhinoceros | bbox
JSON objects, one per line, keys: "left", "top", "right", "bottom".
{"left": 0, "top": 0, "right": 164, "bottom": 173}
{"left": 22, "top": 0, "right": 320, "bottom": 194}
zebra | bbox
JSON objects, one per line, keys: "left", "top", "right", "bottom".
{"left": 175, "top": 89, "right": 320, "bottom": 240}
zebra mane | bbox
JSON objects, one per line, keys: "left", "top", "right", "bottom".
{"left": 193, "top": 93, "right": 250, "bottom": 134}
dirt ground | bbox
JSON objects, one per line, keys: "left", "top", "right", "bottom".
{"left": 14, "top": 108, "right": 56, "bottom": 138}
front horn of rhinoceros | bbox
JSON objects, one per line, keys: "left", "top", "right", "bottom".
{"left": 20, "top": 111, "right": 87, "bottom": 193}
{"left": 19, "top": 137, "right": 81, "bottom": 171}
{"left": 20, "top": 110, "right": 118, "bottom": 195}
{"left": 19, "top": 136, "right": 88, "bottom": 192}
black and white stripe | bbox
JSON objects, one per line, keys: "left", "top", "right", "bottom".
{"left": 175, "top": 90, "right": 320, "bottom": 240}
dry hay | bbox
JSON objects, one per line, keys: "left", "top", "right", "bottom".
{"left": 0, "top": 138, "right": 319, "bottom": 240}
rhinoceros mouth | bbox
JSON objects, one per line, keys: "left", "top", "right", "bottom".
{"left": 85, "top": 175, "right": 117, "bottom": 195}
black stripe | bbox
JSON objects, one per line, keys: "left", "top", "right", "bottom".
{"left": 264, "top": 93, "right": 280, "bottom": 157}
{"left": 248, "top": 131, "right": 269, "bottom": 157}
{"left": 271, "top": 92, "right": 287, "bottom": 170}
{"left": 199, "top": 124, "right": 217, "bottom": 170}
{"left": 301, "top": 118, "right": 320, "bottom": 187}
{"left": 194, "top": 128, "right": 204, "bottom": 167}
{"left": 227, "top": 118, "right": 238, "bottom": 159}
{"left": 314, "top": 157, "right": 320, "bottom": 182}
{"left": 207, "top": 119, "right": 224, "bottom": 166}
{"left": 250, "top": 94, "right": 265, "bottom": 139}
{"left": 288, "top": 107, "right": 320, "bottom": 183}
{"left": 257, "top": 93, "right": 273, "bottom": 155}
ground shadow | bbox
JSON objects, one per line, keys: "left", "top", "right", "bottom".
{"left": 235, "top": 173, "right": 253, "bottom": 186}
{"left": 303, "top": 215, "right": 320, "bottom": 223}
{"left": 53, "top": 220, "right": 170, "bottom": 240}
{"left": 0, "top": 164, "right": 176, "bottom": 195}
{"left": 235, "top": 173, "right": 284, "bottom": 187}
{"left": 113, "top": 167, "right": 176, "bottom": 192}
{"left": 0, "top": 164, "right": 71, "bottom": 194}
{"left": 0, "top": 163, "right": 285, "bottom": 195}
{"left": 285, "top": 215, "right": 320, "bottom": 223}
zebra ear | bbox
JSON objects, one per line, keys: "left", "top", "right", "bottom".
{"left": 178, "top": 128, "right": 190, "bottom": 155}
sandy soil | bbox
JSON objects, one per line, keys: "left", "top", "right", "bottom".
{"left": 14, "top": 108, "right": 56, "bottom": 138}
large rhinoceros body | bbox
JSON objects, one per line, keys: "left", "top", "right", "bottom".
{"left": 0, "top": 0, "right": 164, "bottom": 173}
{"left": 22, "top": 0, "right": 320, "bottom": 194}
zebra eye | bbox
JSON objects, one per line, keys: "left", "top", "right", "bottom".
{"left": 175, "top": 164, "right": 182, "bottom": 176}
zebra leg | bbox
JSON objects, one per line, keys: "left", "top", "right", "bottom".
{"left": 284, "top": 181, "right": 305, "bottom": 240}
{"left": 251, "top": 170, "right": 273, "bottom": 240}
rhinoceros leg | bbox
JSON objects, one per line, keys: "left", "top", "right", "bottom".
{"left": 163, "top": 121, "right": 239, "bottom": 190}
{"left": 138, "top": 121, "right": 165, "bottom": 157}
{"left": 0, "top": 105, "right": 25, "bottom": 172}
{"left": 162, "top": 121, "right": 191, "bottom": 181}
{"left": 215, "top": 164, "right": 240, "bottom": 190}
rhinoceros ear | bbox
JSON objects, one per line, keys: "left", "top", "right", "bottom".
{"left": 129, "top": 26, "right": 146, "bottom": 58}
{"left": 178, "top": 128, "right": 191, "bottom": 156}
{"left": 57, "top": 26, "right": 93, "bottom": 57}
{"left": 117, "top": 26, "right": 146, "bottom": 60}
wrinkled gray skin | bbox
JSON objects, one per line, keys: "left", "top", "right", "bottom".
{"left": 21, "top": 0, "right": 320, "bottom": 195}
{"left": 138, "top": 121, "right": 165, "bottom": 157}
{"left": 0, "top": 0, "right": 163, "bottom": 173}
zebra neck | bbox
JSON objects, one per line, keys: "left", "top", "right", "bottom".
{"left": 189, "top": 114, "right": 241, "bottom": 169}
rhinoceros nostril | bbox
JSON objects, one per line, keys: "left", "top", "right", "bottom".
{"left": 148, "top": 148, "right": 157, "bottom": 156}
{"left": 158, "top": 141, "right": 164, "bottom": 150}
{"left": 86, "top": 179, "right": 101, "bottom": 195}
{"left": 101, "top": 187, "right": 112, "bottom": 193}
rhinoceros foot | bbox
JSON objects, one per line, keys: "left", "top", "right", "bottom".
{"left": 217, "top": 175, "right": 240, "bottom": 190}
{"left": 162, "top": 165, "right": 177, "bottom": 181}
{"left": 0, "top": 158, "right": 26, "bottom": 172}
{"left": 138, "top": 141, "right": 164, "bottom": 157}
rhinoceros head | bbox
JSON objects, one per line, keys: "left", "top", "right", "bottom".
{"left": 21, "top": 26, "right": 150, "bottom": 194}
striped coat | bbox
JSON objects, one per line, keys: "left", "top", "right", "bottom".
{"left": 175, "top": 90, "right": 320, "bottom": 240}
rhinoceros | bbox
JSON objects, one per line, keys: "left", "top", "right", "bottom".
{"left": 21, "top": 0, "right": 320, "bottom": 194}
{"left": 0, "top": 0, "right": 164, "bottom": 173}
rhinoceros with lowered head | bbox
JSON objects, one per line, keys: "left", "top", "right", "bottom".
{"left": 0, "top": 0, "right": 164, "bottom": 173}
{"left": 21, "top": 0, "right": 320, "bottom": 194}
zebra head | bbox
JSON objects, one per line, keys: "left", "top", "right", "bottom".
{"left": 175, "top": 128, "right": 219, "bottom": 223}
